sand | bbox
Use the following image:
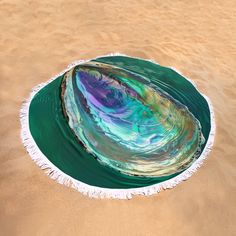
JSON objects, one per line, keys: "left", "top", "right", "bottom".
{"left": 0, "top": 0, "right": 236, "bottom": 235}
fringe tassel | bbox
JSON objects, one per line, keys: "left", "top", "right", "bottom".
{"left": 20, "top": 53, "right": 216, "bottom": 199}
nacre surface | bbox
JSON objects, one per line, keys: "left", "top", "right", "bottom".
{"left": 61, "top": 61, "right": 205, "bottom": 177}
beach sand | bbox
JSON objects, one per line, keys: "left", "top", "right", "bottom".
{"left": 0, "top": 0, "right": 235, "bottom": 235}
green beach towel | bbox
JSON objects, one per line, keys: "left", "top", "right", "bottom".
{"left": 20, "top": 54, "right": 215, "bottom": 199}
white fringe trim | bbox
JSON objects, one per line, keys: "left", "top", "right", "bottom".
{"left": 20, "top": 53, "right": 216, "bottom": 199}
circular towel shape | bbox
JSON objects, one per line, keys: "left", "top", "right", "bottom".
{"left": 20, "top": 54, "right": 215, "bottom": 199}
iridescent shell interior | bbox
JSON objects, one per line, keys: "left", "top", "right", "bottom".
{"left": 61, "top": 61, "right": 205, "bottom": 177}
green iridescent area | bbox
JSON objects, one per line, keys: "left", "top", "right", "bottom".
{"left": 29, "top": 55, "right": 211, "bottom": 189}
